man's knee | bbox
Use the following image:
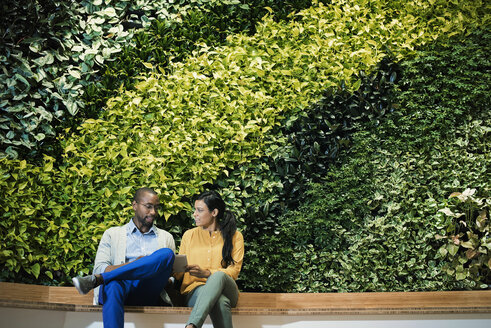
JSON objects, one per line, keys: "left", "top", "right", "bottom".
{"left": 154, "top": 247, "right": 174, "bottom": 258}
{"left": 152, "top": 248, "right": 175, "bottom": 264}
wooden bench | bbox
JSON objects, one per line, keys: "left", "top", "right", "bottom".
{"left": 1, "top": 281, "right": 491, "bottom": 316}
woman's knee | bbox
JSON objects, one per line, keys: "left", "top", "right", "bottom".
{"left": 208, "top": 271, "right": 227, "bottom": 283}
{"left": 206, "top": 272, "right": 238, "bottom": 307}
{"left": 207, "top": 271, "right": 235, "bottom": 290}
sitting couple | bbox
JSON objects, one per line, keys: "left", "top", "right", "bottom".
{"left": 72, "top": 187, "right": 244, "bottom": 328}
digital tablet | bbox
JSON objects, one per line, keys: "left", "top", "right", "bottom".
{"left": 173, "top": 254, "right": 188, "bottom": 272}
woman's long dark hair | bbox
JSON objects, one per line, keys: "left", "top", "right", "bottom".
{"left": 196, "top": 190, "right": 237, "bottom": 268}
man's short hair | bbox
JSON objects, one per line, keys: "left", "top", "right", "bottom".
{"left": 134, "top": 187, "right": 158, "bottom": 202}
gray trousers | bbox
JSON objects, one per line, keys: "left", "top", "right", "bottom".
{"left": 186, "top": 271, "right": 239, "bottom": 328}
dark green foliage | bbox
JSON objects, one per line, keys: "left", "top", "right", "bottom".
{"left": 234, "top": 28, "right": 490, "bottom": 292}
{"left": 231, "top": 58, "right": 403, "bottom": 291}
{"left": 278, "top": 59, "right": 401, "bottom": 206}
{"left": 0, "top": 0, "right": 76, "bottom": 159}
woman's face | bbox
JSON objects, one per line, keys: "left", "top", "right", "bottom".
{"left": 193, "top": 199, "right": 218, "bottom": 229}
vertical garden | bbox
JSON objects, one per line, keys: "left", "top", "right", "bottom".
{"left": 1, "top": 0, "right": 490, "bottom": 291}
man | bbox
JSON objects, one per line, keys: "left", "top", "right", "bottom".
{"left": 72, "top": 187, "right": 175, "bottom": 328}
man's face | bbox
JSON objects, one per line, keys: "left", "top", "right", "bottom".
{"left": 132, "top": 192, "right": 160, "bottom": 229}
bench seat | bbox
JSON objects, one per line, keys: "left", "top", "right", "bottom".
{"left": 1, "top": 282, "right": 490, "bottom": 316}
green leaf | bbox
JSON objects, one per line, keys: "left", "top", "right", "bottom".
{"left": 68, "top": 69, "right": 81, "bottom": 79}
{"left": 352, "top": 79, "right": 362, "bottom": 91}
{"left": 14, "top": 74, "right": 30, "bottom": 90}
{"left": 31, "top": 263, "right": 41, "bottom": 279}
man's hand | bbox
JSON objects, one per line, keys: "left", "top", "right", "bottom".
{"left": 104, "top": 256, "right": 146, "bottom": 272}
{"left": 104, "top": 263, "right": 125, "bottom": 272}
{"left": 185, "top": 264, "right": 211, "bottom": 278}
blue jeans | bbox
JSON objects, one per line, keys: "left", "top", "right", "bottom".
{"left": 98, "top": 248, "right": 175, "bottom": 328}
{"left": 186, "top": 271, "right": 239, "bottom": 328}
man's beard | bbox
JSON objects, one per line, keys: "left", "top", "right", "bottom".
{"left": 138, "top": 215, "right": 155, "bottom": 227}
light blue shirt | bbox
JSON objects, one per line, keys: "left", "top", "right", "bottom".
{"left": 125, "top": 219, "right": 159, "bottom": 263}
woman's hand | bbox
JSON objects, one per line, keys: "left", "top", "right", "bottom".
{"left": 185, "top": 264, "right": 211, "bottom": 278}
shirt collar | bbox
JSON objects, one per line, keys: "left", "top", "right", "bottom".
{"left": 128, "top": 218, "right": 157, "bottom": 235}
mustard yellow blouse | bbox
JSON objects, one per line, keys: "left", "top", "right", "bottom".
{"left": 177, "top": 227, "right": 244, "bottom": 295}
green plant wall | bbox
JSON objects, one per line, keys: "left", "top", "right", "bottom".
{"left": 1, "top": 0, "right": 489, "bottom": 288}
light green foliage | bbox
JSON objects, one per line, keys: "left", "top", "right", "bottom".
{"left": 0, "top": 0, "right": 489, "bottom": 285}
{"left": 1, "top": 156, "right": 64, "bottom": 281}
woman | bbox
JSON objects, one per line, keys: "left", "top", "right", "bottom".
{"left": 178, "top": 190, "right": 244, "bottom": 328}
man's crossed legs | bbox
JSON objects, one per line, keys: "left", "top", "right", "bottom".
{"left": 73, "top": 248, "right": 175, "bottom": 328}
